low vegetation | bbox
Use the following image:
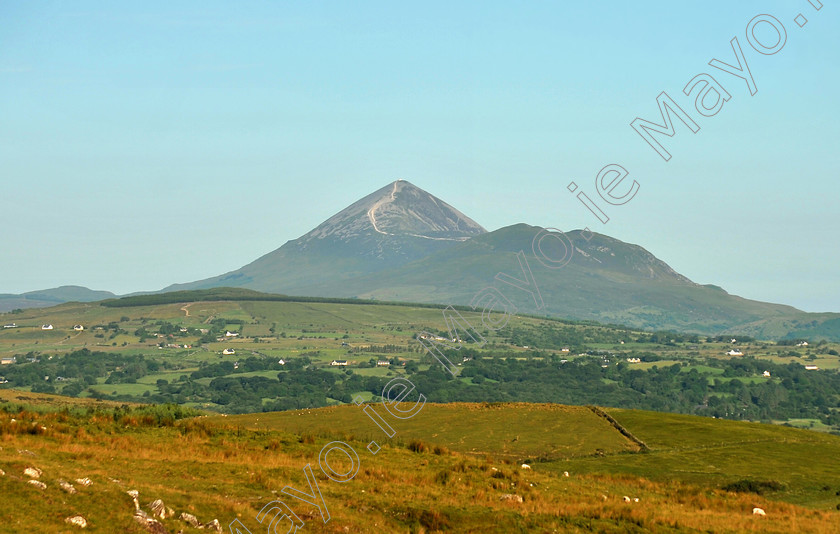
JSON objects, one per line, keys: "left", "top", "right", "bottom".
{"left": 1, "top": 396, "right": 839, "bottom": 533}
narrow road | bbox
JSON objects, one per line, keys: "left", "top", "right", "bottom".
{"left": 367, "top": 181, "right": 398, "bottom": 236}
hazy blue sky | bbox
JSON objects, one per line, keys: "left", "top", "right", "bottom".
{"left": 2, "top": 1, "right": 838, "bottom": 312}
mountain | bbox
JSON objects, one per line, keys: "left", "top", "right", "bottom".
{"left": 263, "top": 223, "right": 811, "bottom": 335}
{"left": 13, "top": 181, "right": 833, "bottom": 338}
{"left": 0, "top": 286, "right": 116, "bottom": 313}
{"left": 158, "top": 181, "right": 839, "bottom": 338}
{"left": 164, "top": 179, "right": 486, "bottom": 293}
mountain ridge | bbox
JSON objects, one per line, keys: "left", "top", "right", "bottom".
{"left": 5, "top": 181, "right": 839, "bottom": 339}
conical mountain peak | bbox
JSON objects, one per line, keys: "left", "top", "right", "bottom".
{"left": 303, "top": 180, "right": 486, "bottom": 242}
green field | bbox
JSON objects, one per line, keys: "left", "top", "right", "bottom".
{"left": 2, "top": 394, "right": 840, "bottom": 533}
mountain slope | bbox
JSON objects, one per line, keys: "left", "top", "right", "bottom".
{"left": 278, "top": 223, "right": 808, "bottom": 335}
{"left": 164, "top": 180, "right": 486, "bottom": 293}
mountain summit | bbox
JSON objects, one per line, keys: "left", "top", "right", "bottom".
{"left": 304, "top": 179, "right": 486, "bottom": 242}
{"left": 166, "top": 180, "right": 486, "bottom": 293}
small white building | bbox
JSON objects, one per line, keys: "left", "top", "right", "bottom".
{"left": 796, "top": 341, "right": 809, "bottom": 347}
{"left": 726, "top": 349, "right": 743, "bottom": 356}
{"left": 73, "top": 325, "right": 84, "bottom": 331}
{"left": 762, "top": 370, "right": 771, "bottom": 378}
{"left": 0, "top": 357, "right": 15, "bottom": 365}
{"left": 222, "top": 348, "right": 236, "bottom": 355}
{"left": 225, "top": 331, "right": 239, "bottom": 337}
{"left": 376, "top": 360, "right": 390, "bottom": 367}
{"left": 330, "top": 360, "right": 348, "bottom": 366}
{"left": 805, "top": 365, "right": 819, "bottom": 371}
{"left": 278, "top": 359, "right": 286, "bottom": 365}
{"left": 41, "top": 324, "right": 54, "bottom": 330}
{"left": 3, "top": 323, "right": 16, "bottom": 329}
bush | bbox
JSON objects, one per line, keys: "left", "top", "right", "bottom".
{"left": 721, "top": 479, "right": 784, "bottom": 495}
{"left": 408, "top": 439, "right": 428, "bottom": 453}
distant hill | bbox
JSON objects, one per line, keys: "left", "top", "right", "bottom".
{"left": 0, "top": 286, "right": 116, "bottom": 313}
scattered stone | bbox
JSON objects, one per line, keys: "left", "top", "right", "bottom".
{"left": 149, "top": 499, "right": 168, "bottom": 519}
{"left": 499, "top": 493, "right": 523, "bottom": 503}
{"left": 753, "top": 507, "right": 766, "bottom": 516}
{"left": 0, "top": 468, "right": 5, "bottom": 476}
{"left": 65, "top": 515, "right": 88, "bottom": 528}
{"left": 634, "top": 497, "right": 640, "bottom": 503}
{"left": 133, "top": 510, "right": 169, "bottom": 534}
{"left": 28, "top": 480, "right": 47, "bottom": 490}
{"left": 127, "top": 490, "right": 140, "bottom": 511}
{"left": 18, "top": 449, "right": 36, "bottom": 456}
{"left": 180, "top": 512, "right": 202, "bottom": 528}
{"left": 601, "top": 494, "right": 608, "bottom": 501}
{"left": 165, "top": 507, "right": 175, "bottom": 519}
{"left": 204, "top": 519, "right": 222, "bottom": 532}
{"left": 59, "top": 480, "right": 78, "bottom": 494}
{"left": 563, "top": 471, "right": 570, "bottom": 477}
{"left": 24, "top": 467, "right": 42, "bottom": 479}
{"left": 75, "top": 477, "right": 93, "bottom": 487}
{"left": 520, "top": 463, "right": 531, "bottom": 469}
{"left": 623, "top": 496, "right": 631, "bottom": 503}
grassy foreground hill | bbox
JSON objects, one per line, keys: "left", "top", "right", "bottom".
{"left": 1, "top": 393, "right": 839, "bottom": 533}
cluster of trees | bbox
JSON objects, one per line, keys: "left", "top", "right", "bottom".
{"left": 494, "top": 322, "right": 755, "bottom": 351}
{"left": 410, "top": 352, "right": 840, "bottom": 428}
{"left": 152, "top": 366, "right": 386, "bottom": 413}
{"left": 3, "top": 346, "right": 838, "bottom": 429}
{"left": 0, "top": 349, "right": 162, "bottom": 394}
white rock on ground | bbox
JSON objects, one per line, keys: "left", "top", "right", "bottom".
{"left": 75, "top": 477, "right": 93, "bottom": 487}
{"left": 65, "top": 516, "right": 88, "bottom": 528}
{"left": 133, "top": 510, "right": 168, "bottom": 534}
{"left": 28, "top": 480, "right": 47, "bottom": 490}
{"left": 148, "top": 499, "right": 168, "bottom": 519}
{"left": 24, "top": 467, "right": 42, "bottom": 478}
{"left": 180, "top": 512, "right": 202, "bottom": 528}
{"left": 127, "top": 490, "right": 140, "bottom": 511}
{"left": 59, "top": 480, "right": 78, "bottom": 494}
